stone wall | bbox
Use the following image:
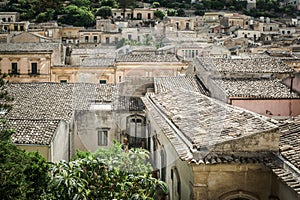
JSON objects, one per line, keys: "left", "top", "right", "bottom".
{"left": 192, "top": 163, "right": 273, "bottom": 200}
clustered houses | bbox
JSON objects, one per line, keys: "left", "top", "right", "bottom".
{"left": 0, "top": 7, "right": 300, "bottom": 200}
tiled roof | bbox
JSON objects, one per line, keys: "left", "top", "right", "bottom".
{"left": 6, "top": 83, "right": 118, "bottom": 122}
{"left": 213, "top": 78, "right": 300, "bottom": 99}
{"left": 142, "top": 77, "right": 278, "bottom": 162}
{"left": 81, "top": 58, "right": 115, "bottom": 67}
{"left": 154, "top": 76, "right": 209, "bottom": 96}
{"left": 0, "top": 42, "right": 60, "bottom": 52}
{"left": 116, "top": 52, "right": 179, "bottom": 62}
{"left": 196, "top": 57, "right": 293, "bottom": 73}
{"left": 279, "top": 119, "right": 300, "bottom": 170}
{"left": 113, "top": 96, "right": 145, "bottom": 111}
{"left": 8, "top": 119, "right": 61, "bottom": 145}
{"left": 72, "top": 47, "right": 116, "bottom": 58}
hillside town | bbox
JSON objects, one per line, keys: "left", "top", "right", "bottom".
{"left": 1, "top": 0, "right": 300, "bottom": 199}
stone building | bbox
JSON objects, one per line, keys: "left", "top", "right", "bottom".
{"left": 6, "top": 83, "right": 74, "bottom": 162}
{"left": 132, "top": 8, "right": 155, "bottom": 20}
{"left": 190, "top": 56, "right": 300, "bottom": 117}
{"left": 4, "top": 82, "right": 148, "bottom": 159}
{"left": 51, "top": 46, "right": 117, "bottom": 83}
{"left": 115, "top": 49, "right": 188, "bottom": 79}
{"left": 0, "top": 43, "right": 65, "bottom": 83}
{"left": 140, "top": 76, "right": 300, "bottom": 200}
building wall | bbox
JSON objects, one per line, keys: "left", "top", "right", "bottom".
{"left": 116, "top": 62, "right": 187, "bottom": 79}
{"left": 0, "top": 12, "right": 19, "bottom": 22}
{"left": 146, "top": 109, "right": 195, "bottom": 200}
{"left": 133, "top": 9, "right": 154, "bottom": 20}
{"left": 75, "top": 110, "right": 145, "bottom": 152}
{"left": 270, "top": 172, "right": 300, "bottom": 200}
{"left": 192, "top": 163, "right": 273, "bottom": 200}
{"left": 79, "top": 31, "right": 102, "bottom": 44}
{"left": 0, "top": 53, "right": 52, "bottom": 82}
{"left": 75, "top": 110, "right": 118, "bottom": 152}
{"left": 17, "top": 145, "right": 50, "bottom": 161}
{"left": 51, "top": 120, "right": 69, "bottom": 162}
{"left": 230, "top": 98, "right": 300, "bottom": 117}
{"left": 51, "top": 67, "right": 116, "bottom": 84}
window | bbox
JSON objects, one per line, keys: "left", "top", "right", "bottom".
{"left": 60, "top": 80, "right": 67, "bottom": 83}
{"left": 85, "top": 36, "right": 89, "bottom": 43}
{"left": 99, "top": 80, "right": 107, "bottom": 84}
{"left": 106, "top": 37, "right": 110, "bottom": 44}
{"left": 14, "top": 25, "right": 18, "bottom": 31}
{"left": 148, "top": 13, "right": 151, "bottom": 19}
{"left": 93, "top": 36, "right": 97, "bottom": 43}
{"left": 31, "top": 63, "right": 38, "bottom": 75}
{"left": 11, "top": 63, "right": 18, "bottom": 74}
{"left": 128, "top": 34, "right": 132, "bottom": 40}
{"left": 137, "top": 13, "right": 142, "bottom": 20}
{"left": 98, "top": 129, "right": 108, "bottom": 146}
{"left": 20, "top": 25, "right": 24, "bottom": 31}
{"left": 119, "top": 76, "right": 122, "bottom": 82}
{"left": 186, "top": 22, "right": 190, "bottom": 30}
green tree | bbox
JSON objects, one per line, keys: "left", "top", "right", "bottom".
{"left": 95, "top": 6, "right": 113, "bottom": 19}
{"left": 177, "top": 8, "right": 185, "bottom": 17}
{"left": 154, "top": 10, "right": 165, "bottom": 20}
{"left": 0, "top": 74, "right": 50, "bottom": 200}
{"left": 101, "top": 0, "right": 117, "bottom": 8}
{"left": 35, "top": 8, "right": 56, "bottom": 22}
{"left": 167, "top": 8, "right": 177, "bottom": 16}
{"left": 151, "top": 2, "right": 160, "bottom": 8}
{"left": 43, "top": 142, "right": 168, "bottom": 199}
{"left": 58, "top": 5, "right": 95, "bottom": 27}
{"left": 70, "top": 0, "right": 91, "bottom": 7}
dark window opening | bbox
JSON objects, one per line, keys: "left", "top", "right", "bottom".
{"left": 85, "top": 36, "right": 89, "bottom": 43}
{"left": 31, "top": 63, "right": 38, "bottom": 75}
{"left": 100, "top": 80, "right": 107, "bottom": 84}
{"left": 11, "top": 63, "right": 18, "bottom": 74}
{"left": 60, "top": 80, "right": 67, "bottom": 83}
{"left": 93, "top": 36, "right": 97, "bottom": 43}
{"left": 137, "top": 13, "right": 142, "bottom": 20}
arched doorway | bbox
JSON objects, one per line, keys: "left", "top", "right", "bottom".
{"left": 126, "top": 114, "right": 146, "bottom": 148}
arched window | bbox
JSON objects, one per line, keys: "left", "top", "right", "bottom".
{"left": 171, "top": 167, "right": 181, "bottom": 200}
{"left": 126, "top": 115, "right": 145, "bottom": 148}
{"left": 219, "top": 190, "right": 259, "bottom": 200}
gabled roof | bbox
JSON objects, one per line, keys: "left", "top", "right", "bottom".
{"left": 195, "top": 57, "right": 293, "bottom": 73}
{"left": 8, "top": 119, "right": 61, "bottom": 145}
{"left": 213, "top": 78, "right": 300, "bottom": 99}
{"left": 116, "top": 52, "right": 179, "bottom": 62}
{"left": 6, "top": 83, "right": 118, "bottom": 123}
{"left": 142, "top": 77, "right": 278, "bottom": 163}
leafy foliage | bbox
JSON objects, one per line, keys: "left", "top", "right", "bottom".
{"left": 0, "top": 74, "right": 50, "bottom": 200}
{"left": 58, "top": 5, "right": 95, "bottom": 27}
{"left": 43, "top": 141, "right": 168, "bottom": 199}
{"left": 95, "top": 6, "right": 113, "bottom": 19}
{"left": 154, "top": 10, "right": 165, "bottom": 20}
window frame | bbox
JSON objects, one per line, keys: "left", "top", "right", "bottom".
{"left": 98, "top": 128, "right": 109, "bottom": 146}
{"left": 31, "top": 62, "right": 38, "bottom": 75}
